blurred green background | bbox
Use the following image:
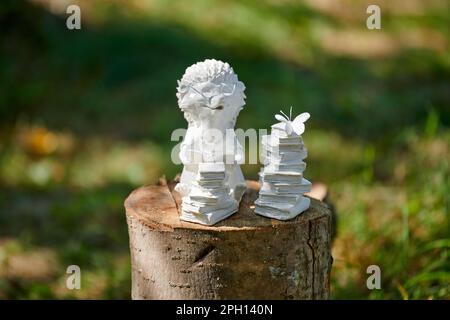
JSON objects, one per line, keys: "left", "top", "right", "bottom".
{"left": 0, "top": 0, "right": 449, "bottom": 299}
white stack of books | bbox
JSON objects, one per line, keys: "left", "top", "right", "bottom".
{"left": 255, "top": 117, "right": 312, "bottom": 220}
{"left": 180, "top": 162, "right": 238, "bottom": 225}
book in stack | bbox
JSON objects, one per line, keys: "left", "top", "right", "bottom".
{"left": 180, "top": 162, "right": 238, "bottom": 225}
{"left": 255, "top": 121, "right": 311, "bottom": 220}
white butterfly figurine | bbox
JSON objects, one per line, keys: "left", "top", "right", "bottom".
{"left": 275, "top": 107, "right": 310, "bottom": 135}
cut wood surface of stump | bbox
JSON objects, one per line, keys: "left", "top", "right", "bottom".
{"left": 125, "top": 180, "right": 333, "bottom": 300}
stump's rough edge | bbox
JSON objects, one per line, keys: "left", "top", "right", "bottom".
{"left": 124, "top": 183, "right": 332, "bottom": 233}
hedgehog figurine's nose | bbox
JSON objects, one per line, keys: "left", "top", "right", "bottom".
{"left": 208, "top": 95, "right": 223, "bottom": 110}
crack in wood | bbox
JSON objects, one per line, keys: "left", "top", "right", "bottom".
{"left": 193, "top": 245, "right": 215, "bottom": 264}
{"left": 307, "top": 220, "right": 315, "bottom": 300}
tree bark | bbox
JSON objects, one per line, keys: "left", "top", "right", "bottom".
{"left": 125, "top": 180, "right": 333, "bottom": 300}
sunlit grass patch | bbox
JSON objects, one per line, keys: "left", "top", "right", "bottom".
{"left": 330, "top": 130, "right": 449, "bottom": 299}
{"left": 0, "top": 125, "right": 163, "bottom": 188}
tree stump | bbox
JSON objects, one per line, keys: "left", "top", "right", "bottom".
{"left": 124, "top": 180, "right": 333, "bottom": 300}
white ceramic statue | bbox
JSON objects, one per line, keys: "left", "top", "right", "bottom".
{"left": 174, "top": 59, "right": 247, "bottom": 225}
{"left": 255, "top": 108, "right": 312, "bottom": 220}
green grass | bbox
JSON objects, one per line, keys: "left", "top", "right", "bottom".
{"left": 0, "top": 0, "right": 449, "bottom": 299}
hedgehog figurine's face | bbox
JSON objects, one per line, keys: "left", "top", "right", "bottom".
{"left": 177, "top": 59, "right": 246, "bottom": 128}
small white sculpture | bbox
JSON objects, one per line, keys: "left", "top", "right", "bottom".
{"left": 175, "top": 59, "right": 247, "bottom": 225}
{"left": 255, "top": 108, "right": 312, "bottom": 220}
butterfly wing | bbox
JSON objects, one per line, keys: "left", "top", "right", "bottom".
{"left": 294, "top": 112, "right": 310, "bottom": 123}
{"left": 293, "top": 123, "right": 304, "bottom": 135}
{"left": 292, "top": 112, "right": 310, "bottom": 135}
{"left": 275, "top": 114, "right": 288, "bottom": 122}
